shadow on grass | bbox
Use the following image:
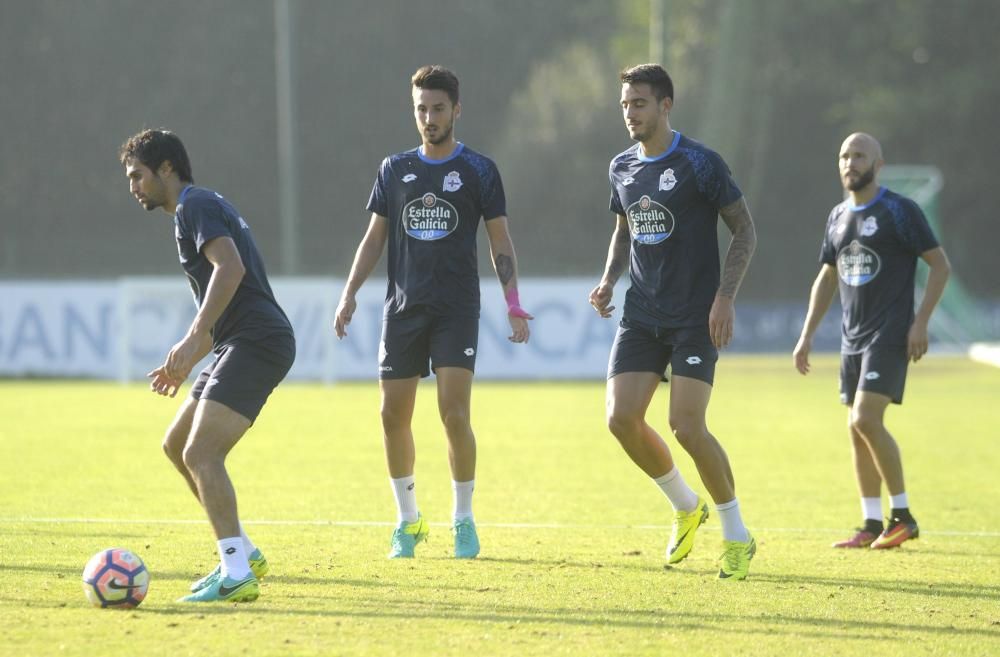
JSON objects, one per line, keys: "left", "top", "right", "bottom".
{"left": 7, "top": 594, "right": 999, "bottom": 643}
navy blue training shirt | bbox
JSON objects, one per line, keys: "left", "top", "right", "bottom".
{"left": 174, "top": 186, "right": 293, "bottom": 348}
{"left": 608, "top": 131, "right": 743, "bottom": 327}
{"left": 367, "top": 142, "right": 506, "bottom": 318}
{"left": 820, "top": 186, "right": 939, "bottom": 354}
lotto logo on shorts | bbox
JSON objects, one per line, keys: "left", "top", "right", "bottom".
{"left": 464, "top": 348, "right": 475, "bottom": 357}
{"left": 865, "top": 371, "right": 880, "bottom": 380}
{"left": 686, "top": 356, "right": 702, "bottom": 365}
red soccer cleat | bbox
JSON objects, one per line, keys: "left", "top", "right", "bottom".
{"left": 870, "top": 518, "right": 919, "bottom": 549}
{"left": 832, "top": 529, "right": 878, "bottom": 548}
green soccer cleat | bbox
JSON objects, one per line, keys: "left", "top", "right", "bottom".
{"left": 388, "top": 514, "right": 429, "bottom": 559}
{"left": 190, "top": 548, "right": 270, "bottom": 593}
{"left": 178, "top": 573, "right": 259, "bottom": 603}
{"left": 718, "top": 533, "right": 756, "bottom": 581}
{"left": 667, "top": 497, "right": 709, "bottom": 564}
{"left": 452, "top": 518, "right": 480, "bottom": 559}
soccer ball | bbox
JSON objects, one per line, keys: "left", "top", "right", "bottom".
{"left": 81, "top": 548, "right": 150, "bottom": 608}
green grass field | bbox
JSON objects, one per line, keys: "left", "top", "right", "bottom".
{"left": 1, "top": 356, "right": 998, "bottom": 656}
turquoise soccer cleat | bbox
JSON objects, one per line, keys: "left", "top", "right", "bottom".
{"left": 178, "top": 573, "right": 259, "bottom": 603}
{"left": 388, "top": 514, "right": 429, "bottom": 559}
{"left": 190, "top": 548, "right": 270, "bottom": 593}
{"left": 452, "top": 518, "right": 480, "bottom": 559}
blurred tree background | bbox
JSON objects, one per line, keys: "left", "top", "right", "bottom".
{"left": 1, "top": 0, "right": 997, "bottom": 300}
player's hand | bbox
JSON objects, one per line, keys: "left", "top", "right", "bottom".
{"left": 589, "top": 283, "right": 615, "bottom": 318}
{"left": 907, "top": 319, "right": 930, "bottom": 362}
{"left": 163, "top": 332, "right": 209, "bottom": 382}
{"left": 147, "top": 366, "right": 182, "bottom": 398}
{"left": 709, "top": 295, "right": 735, "bottom": 349}
{"left": 334, "top": 295, "right": 356, "bottom": 339}
{"left": 793, "top": 335, "right": 812, "bottom": 375}
{"left": 507, "top": 313, "right": 532, "bottom": 343}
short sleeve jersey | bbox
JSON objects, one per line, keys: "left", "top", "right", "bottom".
{"left": 367, "top": 143, "right": 506, "bottom": 318}
{"left": 608, "top": 132, "right": 743, "bottom": 327}
{"left": 819, "top": 187, "right": 939, "bottom": 353}
{"left": 174, "top": 186, "right": 293, "bottom": 348}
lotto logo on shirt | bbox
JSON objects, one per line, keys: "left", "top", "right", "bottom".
{"left": 837, "top": 240, "right": 881, "bottom": 286}
{"left": 402, "top": 193, "right": 460, "bottom": 240}
{"left": 626, "top": 195, "right": 675, "bottom": 245}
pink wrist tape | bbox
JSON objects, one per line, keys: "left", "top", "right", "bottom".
{"left": 505, "top": 288, "right": 531, "bottom": 318}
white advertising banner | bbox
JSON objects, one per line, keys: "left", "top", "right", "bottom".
{"left": 0, "top": 278, "right": 619, "bottom": 381}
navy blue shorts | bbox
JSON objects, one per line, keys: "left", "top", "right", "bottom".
{"left": 607, "top": 318, "right": 718, "bottom": 385}
{"left": 190, "top": 334, "right": 295, "bottom": 422}
{"left": 840, "top": 346, "right": 908, "bottom": 405}
{"left": 379, "top": 312, "right": 478, "bottom": 379}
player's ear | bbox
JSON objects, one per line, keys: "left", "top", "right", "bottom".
{"left": 454, "top": 101, "right": 461, "bottom": 120}
{"left": 661, "top": 96, "right": 673, "bottom": 114}
{"left": 157, "top": 159, "right": 174, "bottom": 178}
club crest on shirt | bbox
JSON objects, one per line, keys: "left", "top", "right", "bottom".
{"left": 626, "top": 195, "right": 675, "bottom": 245}
{"left": 658, "top": 168, "right": 677, "bottom": 191}
{"left": 860, "top": 216, "right": 879, "bottom": 237}
{"left": 402, "top": 193, "right": 460, "bottom": 240}
{"left": 443, "top": 171, "right": 463, "bottom": 192}
{"left": 836, "top": 240, "right": 881, "bottom": 286}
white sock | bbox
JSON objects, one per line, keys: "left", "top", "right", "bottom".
{"left": 890, "top": 492, "right": 909, "bottom": 509}
{"left": 390, "top": 475, "right": 419, "bottom": 523}
{"left": 238, "top": 522, "right": 257, "bottom": 556}
{"left": 716, "top": 499, "right": 749, "bottom": 542}
{"left": 652, "top": 467, "right": 699, "bottom": 513}
{"left": 861, "top": 497, "right": 882, "bottom": 521}
{"left": 452, "top": 479, "right": 475, "bottom": 522}
{"left": 217, "top": 537, "right": 250, "bottom": 580}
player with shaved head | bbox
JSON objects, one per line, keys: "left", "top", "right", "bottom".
{"left": 794, "top": 132, "right": 951, "bottom": 549}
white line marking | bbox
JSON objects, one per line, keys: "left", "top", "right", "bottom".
{"left": 1, "top": 517, "right": 998, "bottom": 538}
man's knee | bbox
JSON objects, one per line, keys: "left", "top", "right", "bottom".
{"left": 380, "top": 404, "right": 410, "bottom": 434}
{"left": 440, "top": 405, "right": 472, "bottom": 437}
{"left": 181, "top": 439, "right": 223, "bottom": 474}
{"left": 607, "top": 403, "right": 643, "bottom": 440}
{"left": 850, "top": 409, "right": 884, "bottom": 441}
{"left": 668, "top": 414, "right": 707, "bottom": 450}
{"left": 163, "top": 424, "right": 189, "bottom": 468}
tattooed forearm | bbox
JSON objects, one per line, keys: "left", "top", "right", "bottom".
{"left": 717, "top": 198, "right": 757, "bottom": 298}
{"left": 495, "top": 253, "right": 514, "bottom": 286}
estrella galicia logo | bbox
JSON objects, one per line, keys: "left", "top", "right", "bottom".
{"left": 837, "top": 240, "right": 881, "bottom": 286}
{"left": 402, "top": 193, "right": 459, "bottom": 240}
{"left": 626, "top": 195, "right": 675, "bottom": 244}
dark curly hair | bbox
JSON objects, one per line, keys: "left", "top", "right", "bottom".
{"left": 119, "top": 128, "right": 194, "bottom": 183}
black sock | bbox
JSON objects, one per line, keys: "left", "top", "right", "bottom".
{"left": 863, "top": 518, "right": 884, "bottom": 534}
{"left": 890, "top": 507, "right": 915, "bottom": 524}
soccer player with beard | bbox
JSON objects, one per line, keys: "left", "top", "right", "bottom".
{"left": 335, "top": 65, "right": 531, "bottom": 559}
{"left": 794, "top": 132, "right": 950, "bottom": 549}
{"left": 589, "top": 64, "right": 758, "bottom": 580}
{"left": 120, "top": 129, "right": 296, "bottom": 602}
